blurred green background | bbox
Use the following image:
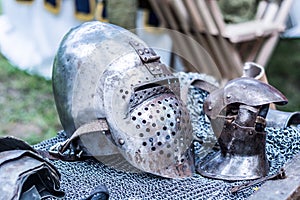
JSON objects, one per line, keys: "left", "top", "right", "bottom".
{"left": 0, "top": 1, "right": 61, "bottom": 144}
{"left": 0, "top": 1, "right": 299, "bottom": 145}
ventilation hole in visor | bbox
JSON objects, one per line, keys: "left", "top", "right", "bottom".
{"left": 151, "top": 147, "right": 156, "bottom": 151}
{"left": 142, "top": 120, "right": 146, "bottom": 124}
{"left": 142, "top": 142, "right": 147, "bottom": 146}
{"left": 146, "top": 128, "right": 150, "bottom": 132}
{"left": 156, "top": 132, "right": 160, "bottom": 136}
{"left": 159, "top": 150, "right": 164, "bottom": 155}
{"left": 132, "top": 116, "right": 136, "bottom": 121}
{"left": 139, "top": 133, "right": 144, "bottom": 137}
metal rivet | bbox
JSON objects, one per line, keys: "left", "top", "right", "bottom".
{"left": 226, "top": 94, "right": 231, "bottom": 98}
{"left": 119, "top": 139, "right": 125, "bottom": 145}
{"left": 138, "top": 49, "right": 144, "bottom": 55}
{"left": 144, "top": 48, "right": 149, "bottom": 53}
{"left": 208, "top": 106, "right": 212, "bottom": 110}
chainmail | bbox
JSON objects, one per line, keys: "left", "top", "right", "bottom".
{"left": 33, "top": 72, "right": 300, "bottom": 200}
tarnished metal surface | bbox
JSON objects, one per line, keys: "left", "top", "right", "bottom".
{"left": 52, "top": 22, "right": 147, "bottom": 138}
{"left": 198, "top": 104, "right": 269, "bottom": 180}
{"left": 266, "top": 109, "right": 300, "bottom": 128}
{"left": 203, "top": 77, "right": 288, "bottom": 119}
{"left": 242, "top": 62, "right": 268, "bottom": 83}
{"left": 0, "top": 137, "right": 64, "bottom": 200}
{"left": 199, "top": 78, "right": 288, "bottom": 181}
{"left": 52, "top": 21, "right": 194, "bottom": 178}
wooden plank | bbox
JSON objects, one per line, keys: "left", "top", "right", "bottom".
{"left": 224, "top": 20, "right": 279, "bottom": 43}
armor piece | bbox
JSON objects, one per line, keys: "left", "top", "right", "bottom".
{"left": 242, "top": 62, "right": 268, "bottom": 83}
{"left": 198, "top": 77, "right": 288, "bottom": 180}
{"left": 242, "top": 62, "right": 277, "bottom": 110}
{"left": 0, "top": 137, "right": 64, "bottom": 200}
{"left": 52, "top": 21, "right": 194, "bottom": 178}
{"left": 266, "top": 109, "right": 300, "bottom": 128}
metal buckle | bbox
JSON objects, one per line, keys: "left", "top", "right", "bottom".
{"left": 49, "top": 139, "right": 83, "bottom": 161}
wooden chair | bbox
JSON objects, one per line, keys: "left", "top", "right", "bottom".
{"left": 148, "top": 0, "right": 293, "bottom": 81}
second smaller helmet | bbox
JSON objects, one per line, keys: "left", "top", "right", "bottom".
{"left": 198, "top": 77, "right": 288, "bottom": 180}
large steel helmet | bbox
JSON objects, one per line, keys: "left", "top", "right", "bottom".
{"left": 52, "top": 21, "right": 194, "bottom": 178}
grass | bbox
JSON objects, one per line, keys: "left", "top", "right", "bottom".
{"left": 0, "top": 54, "right": 62, "bottom": 144}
